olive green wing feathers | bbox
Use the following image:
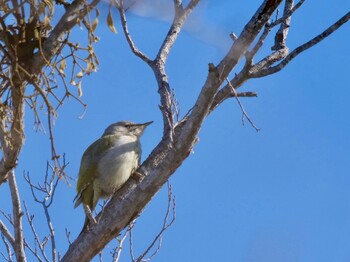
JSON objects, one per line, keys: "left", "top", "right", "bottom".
{"left": 74, "top": 135, "right": 118, "bottom": 208}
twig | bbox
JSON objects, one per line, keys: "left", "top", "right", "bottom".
{"left": 271, "top": 0, "right": 305, "bottom": 29}
{"left": 115, "top": 1, "right": 152, "bottom": 65}
{"left": 111, "top": 227, "right": 130, "bottom": 262}
{"left": 23, "top": 202, "right": 49, "bottom": 262}
{"left": 1, "top": 233, "right": 14, "bottom": 262}
{"left": 234, "top": 92, "right": 257, "bottom": 97}
{"left": 23, "top": 164, "right": 63, "bottom": 262}
{"left": 225, "top": 78, "right": 260, "bottom": 132}
{"left": 42, "top": 198, "right": 57, "bottom": 262}
{"left": 23, "top": 239, "right": 44, "bottom": 262}
{"left": 133, "top": 181, "right": 176, "bottom": 262}
{"left": 0, "top": 210, "right": 13, "bottom": 225}
{"left": 65, "top": 229, "right": 72, "bottom": 246}
{"left": 17, "top": 65, "right": 66, "bottom": 181}
{"left": 128, "top": 221, "right": 136, "bottom": 261}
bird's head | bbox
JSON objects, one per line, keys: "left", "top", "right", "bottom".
{"left": 102, "top": 121, "right": 153, "bottom": 137}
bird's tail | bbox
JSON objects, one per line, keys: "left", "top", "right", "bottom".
{"left": 73, "top": 193, "right": 82, "bottom": 208}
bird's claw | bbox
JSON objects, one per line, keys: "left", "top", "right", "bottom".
{"left": 132, "top": 171, "right": 145, "bottom": 181}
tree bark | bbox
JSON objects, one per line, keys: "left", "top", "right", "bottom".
{"left": 61, "top": 1, "right": 283, "bottom": 260}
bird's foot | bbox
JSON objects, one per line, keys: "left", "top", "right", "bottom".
{"left": 83, "top": 204, "right": 97, "bottom": 225}
{"left": 132, "top": 171, "right": 145, "bottom": 182}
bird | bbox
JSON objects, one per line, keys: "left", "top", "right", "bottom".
{"left": 73, "top": 121, "right": 153, "bottom": 233}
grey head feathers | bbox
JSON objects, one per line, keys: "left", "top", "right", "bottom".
{"left": 102, "top": 121, "right": 153, "bottom": 137}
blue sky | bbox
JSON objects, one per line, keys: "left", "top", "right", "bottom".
{"left": 1, "top": 1, "right": 350, "bottom": 261}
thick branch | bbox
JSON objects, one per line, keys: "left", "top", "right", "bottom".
{"left": 177, "top": 0, "right": 283, "bottom": 151}
{"left": 61, "top": 1, "right": 283, "bottom": 261}
{"left": 8, "top": 170, "right": 26, "bottom": 262}
{"left": 249, "top": 47, "right": 289, "bottom": 75}
{"left": 0, "top": 220, "right": 15, "bottom": 247}
{"left": 271, "top": 0, "right": 294, "bottom": 50}
{"left": 0, "top": 81, "right": 25, "bottom": 184}
{"left": 216, "top": 0, "right": 284, "bottom": 81}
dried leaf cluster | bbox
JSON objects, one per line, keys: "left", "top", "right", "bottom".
{"left": 0, "top": 0, "right": 102, "bottom": 183}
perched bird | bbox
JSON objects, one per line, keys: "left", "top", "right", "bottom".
{"left": 74, "top": 121, "right": 153, "bottom": 232}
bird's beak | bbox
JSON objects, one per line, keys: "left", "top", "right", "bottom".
{"left": 139, "top": 121, "right": 153, "bottom": 127}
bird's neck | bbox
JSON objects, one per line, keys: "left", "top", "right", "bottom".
{"left": 107, "top": 133, "right": 139, "bottom": 146}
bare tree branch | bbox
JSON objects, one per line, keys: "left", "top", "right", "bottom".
{"left": 116, "top": 0, "right": 201, "bottom": 148}
{"left": 214, "top": 0, "right": 283, "bottom": 81}
{"left": 0, "top": 220, "right": 15, "bottom": 247}
{"left": 1, "top": 233, "right": 14, "bottom": 262}
{"left": 150, "top": 1, "right": 201, "bottom": 142}
{"left": 115, "top": 1, "right": 152, "bottom": 64}
{"left": 111, "top": 227, "right": 130, "bottom": 262}
{"left": 127, "top": 182, "right": 176, "bottom": 262}
{"left": 0, "top": 210, "right": 13, "bottom": 226}
{"left": 1, "top": 0, "right": 347, "bottom": 260}
{"left": 246, "top": 0, "right": 305, "bottom": 72}
{"left": 61, "top": 1, "right": 284, "bottom": 261}
{"left": 23, "top": 161, "right": 65, "bottom": 262}
{"left": 23, "top": 202, "right": 49, "bottom": 262}
{"left": 8, "top": 170, "right": 26, "bottom": 262}
{"left": 133, "top": 182, "right": 176, "bottom": 262}
{"left": 272, "top": 0, "right": 305, "bottom": 29}
{"left": 244, "top": 0, "right": 304, "bottom": 65}
{"left": 155, "top": 1, "right": 197, "bottom": 64}
{"left": 250, "top": 10, "right": 350, "bottom": 78}
{"left": 225, "top": 78, "right": 260, "bottom": 131}
{"left": 128, "top": 222, "right": 136, "bottom": 261}
{"left": 185, "top": 0, "right": 200, "bottom": 12}
{"left": 209, "top": 0, "right": 348, "bottom": 114}
{"left": 209, "top": 63, "right": 253, "bottom": 114}
{"left": 0, "top": 82, "right": 25, "bottom": 184}
{"left": 272, "top": 0, "right": 295, "bottom": 50}
{"left": 0, "top": 0, "right": 100, "bottom": 184}
{"left": 177, "top": 0, "right": 284, "bottom": 150}
{"left": 65, "top": 229, "right": 72, "bottom": 246}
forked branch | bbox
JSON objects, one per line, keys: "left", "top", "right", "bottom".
{"left": 251, "top": 10, "right": 350, "bottom": 78}
{"left": 61, "top": 1, "right": 350, "bottom": 261}
{"left": 116, "top": 0, "right": 200, "bottom": 143}
{"left": 130, "top": 182, "right": 176, "bottom": 262}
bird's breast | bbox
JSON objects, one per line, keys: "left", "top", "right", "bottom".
{"left": 96, "top": 135, "right": 140, "bottom": 195}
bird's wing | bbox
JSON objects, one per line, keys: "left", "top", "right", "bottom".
{"left": 75, "top": 135, "right": 118, "bottom": 207}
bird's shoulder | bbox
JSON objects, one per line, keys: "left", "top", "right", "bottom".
{"left": 83, "top": 134, "right": 122, "bottom": 158}
{"left": 76, "top": 135, "right": 121, "bottom": 191}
